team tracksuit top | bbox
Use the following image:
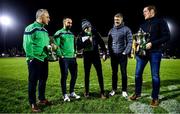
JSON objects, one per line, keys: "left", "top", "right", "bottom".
{"left": 54, "top": 28, "right": 76, "bottom": 58}
{"left": 23, "top": 21, "right": 50, "bottom": 62}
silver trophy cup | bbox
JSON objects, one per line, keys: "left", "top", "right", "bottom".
{"left": 133, "top": 28, "right": 150, "bottom": 56}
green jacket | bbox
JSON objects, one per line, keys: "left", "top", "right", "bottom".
{"left": 54, "top": 28, "right": 76, "bottom": 58}
{"left": 23, "top": 21, "right": 50, "bottom": 62}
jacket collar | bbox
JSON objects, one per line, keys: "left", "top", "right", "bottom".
{"left": 146, "top": 16, "right": 157, "bottom": 22}
{"left": 34, "top": 21, "right": 44, "bottom": 27}
{"left": 113, "top": 22, "right": 124, "bottom": 29}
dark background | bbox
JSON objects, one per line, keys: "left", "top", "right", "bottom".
{"left": 0, "top": 0, "right": 179, "bottom": 57}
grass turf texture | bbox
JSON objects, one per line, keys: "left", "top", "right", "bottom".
{"left": 0, "top": 57, "right": 180, "bottom": 113}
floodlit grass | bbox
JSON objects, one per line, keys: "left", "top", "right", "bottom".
{"left": 0, "top": 57, "right": 180, "bottom": 113}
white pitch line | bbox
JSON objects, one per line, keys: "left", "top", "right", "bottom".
{"left": 167, "top": 85, "right": 178, "bottom": 91}
{"left": 129, "top": 102, "right": 153, "bottom": 114}
{"left": 160, "top": 99, "right": 180, "bottom": 113}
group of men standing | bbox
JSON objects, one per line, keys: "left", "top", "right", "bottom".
{"left": 23, "top": 5, "right": 170, "bottom": 112}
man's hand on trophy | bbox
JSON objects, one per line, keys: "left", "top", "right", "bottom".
{"left": 47, "top": 45, "right": 52, "bottom": 51}
{"left": 146, "top": 42, "right": 152, "bottom": 50}
{"left": 51, "top": 43, "right": 58, "bottom": 51}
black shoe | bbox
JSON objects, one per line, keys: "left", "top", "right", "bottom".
{"left": 84, "top": 92, "right": 90, "bottom": 98}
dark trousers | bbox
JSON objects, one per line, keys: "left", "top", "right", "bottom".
{"left": 27, "top": 58, "right": 48, "bottom": 105}
{"left": 110, "top": 53, "right": 128, "bottom": 91}
{"left": 59, "top": 58, "right": 77, "bottom": 95}
{"left": 83, "top": 52, "right": 105, "bottom": 94}
{"left": 135, "top": 52, "right": 162, "bottom": 99}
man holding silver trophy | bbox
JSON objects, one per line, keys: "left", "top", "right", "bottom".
{"left": 129, "top": 5, "right": 170, "bottom": 108}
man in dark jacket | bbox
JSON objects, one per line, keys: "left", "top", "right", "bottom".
{"left": 108, "top": 13, "right": 132, "bottom": 98}
{"left": 129, "top": 5, "right": 170, "bottom": 108}
{"left": 77, "top": 19, "right": 107, "bottom": 99}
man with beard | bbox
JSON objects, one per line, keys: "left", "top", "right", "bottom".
{"left": 54, "top": 17, "right": 80, "bottom": 102}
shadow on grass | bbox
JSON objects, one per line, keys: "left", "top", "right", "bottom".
{"left": 161, "top": 90, "right": 180, "bottom": 101}
{"left": 160, "top": 81, "right": 180, "bottom": 101}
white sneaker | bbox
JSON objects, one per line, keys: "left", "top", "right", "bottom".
{"left": 122, "top": 91, "right": 128, "bottom": 99}
{"left": 63, "top": 94, "right": 70, "bottom": 102}
{"left": 70, "top": 92, "right": 80, "bottom": 99}
{"left": 109, "top": 90, "right": 115, "bottom": 96}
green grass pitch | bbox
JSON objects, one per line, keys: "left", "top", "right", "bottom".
{"left": 0, "top": 57, "right": 180, "bottom": 113}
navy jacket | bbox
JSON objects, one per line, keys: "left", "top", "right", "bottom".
{"left": 108, "top": 23, "right": 133, "bottom": 56}
{"left": 140, "top": 17, "right": 170, "bottom": 52}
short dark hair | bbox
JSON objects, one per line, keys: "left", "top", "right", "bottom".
{"left": 63, "top": 17, "right": 72, "bottom": 24}
{"left": 114, "top": 13, "right": 123, "bottom": 18}
{"left": 146, "top": 5, "right": 157, "bottom": 14}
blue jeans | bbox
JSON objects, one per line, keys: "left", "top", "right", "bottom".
{"left": 135, "top": 52, "right": 162, "bottom": 99}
